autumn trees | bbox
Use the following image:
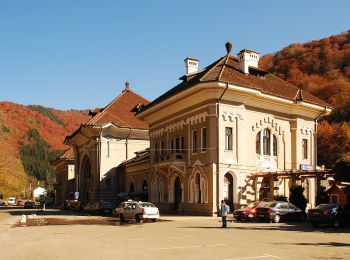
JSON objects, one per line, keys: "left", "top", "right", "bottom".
{"left": 260, "top": 30, "right": 350, "bottom": 177}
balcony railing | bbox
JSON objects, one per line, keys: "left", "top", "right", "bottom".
{"left": 154, "top": 151, "right": 186, "bottom": 163}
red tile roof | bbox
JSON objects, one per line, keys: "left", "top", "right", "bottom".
{"left": 142, "top": 52, "right": 331, "bottom": 112}
{"left": 86, "top": 86, "right": 149, "bottom": 129}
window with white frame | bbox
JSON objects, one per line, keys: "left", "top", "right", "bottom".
{"left": 201, "top": 127, "right": 207, "bottom": 152}
{"left": 256, "top": 128, "right": 278, "bottom": 156}
{"left": 225, "top": 127, "right": 233, "bottom": 151}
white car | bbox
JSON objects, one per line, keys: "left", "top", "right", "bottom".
{"left": 115, "top": 201, "right": 159, "bottom": 222}
{"left": 7, "top": 197, "right": 16, "bottom": 205}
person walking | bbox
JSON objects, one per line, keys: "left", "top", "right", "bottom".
{"left": 220, "top": 200, "right": 230, "bottom": 228}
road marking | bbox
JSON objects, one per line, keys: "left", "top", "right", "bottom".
{"left": 149, "top": 243, "right": 226, "bottom": 251}
{"left": 224, "top": 254, "right": 282, "bottom": 260}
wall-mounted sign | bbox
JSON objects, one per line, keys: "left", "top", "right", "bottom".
{"left": 300, "top": 164, "right": 314, "bottom": 171}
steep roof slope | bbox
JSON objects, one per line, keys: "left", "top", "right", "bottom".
{"left": 142, "top": 51, "right": 331, "bottom": 112}
{"left": 86, "top": 83, "right": 149, "bottom": 129}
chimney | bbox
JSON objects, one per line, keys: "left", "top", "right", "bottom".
{"left": 237, "top": 49, "right": 260, "bottom": 74}
{"left": 184, "top": 57, "right": 199, "bottom": 74}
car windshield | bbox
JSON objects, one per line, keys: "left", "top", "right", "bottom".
{"left": 316, "top": 204, "right": 337, "bottom": 209}
{"left": 139, "top": 202, "right": 156, "bottom": 208}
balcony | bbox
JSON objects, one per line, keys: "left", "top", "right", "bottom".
{"left": 154, "top": 152, "right": 186, "bottom": 164}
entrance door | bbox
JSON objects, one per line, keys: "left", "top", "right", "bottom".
{"left": 174, "top": 177, "right": 182, "bottom": 210}
{"left": 224, "top": 173, "right": 234, "bottom": 210}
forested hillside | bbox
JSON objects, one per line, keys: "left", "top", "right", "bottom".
{"left": 260, "top": 30, "right": 350, "bottom": 169}
{"left": 0, "top": 102, "right": 89, "bottom": 198}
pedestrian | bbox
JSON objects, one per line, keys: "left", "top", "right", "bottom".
{"left": 220, "top": 200, "right": 230, "bottom": 228}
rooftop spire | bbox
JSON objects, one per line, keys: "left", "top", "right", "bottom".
{"left": 225, "top": 41, "right": 232, "bottom": 54}
{"left": 123, "top": 81, "right": 130, "bottom": 92}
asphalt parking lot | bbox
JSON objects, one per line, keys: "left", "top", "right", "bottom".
{"left": 0, "top": 208, "right": 349, "bottom": 260}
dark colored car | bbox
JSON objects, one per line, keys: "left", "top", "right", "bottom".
{"left": 94, "top": 201, "right": 113, "bottom": 215}
{"left": 307, "top": 204, "right": 350, "bottom": 228}
{"left": 234, "top": 201, "right": 271, "bottom": 221}
{"left": 256, "top": 201, "right": 305, "bottom": 223}
{"left": 24, "top": 200, "right": 35, "bottom": 209}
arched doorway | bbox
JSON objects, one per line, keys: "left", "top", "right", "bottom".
{"left": 224, "top": 173, "right": 234, "bottom": 210}
{"left": 174, "top": 176, "right": 182, "bottom": 210}
{"left": 259, "top": 177, "right": 271, "bottom": 201}
{"left": 81, "top": 156, "right": 92, "bottom": 201}
{"left": 142, "top": 180, "right": 148, "bottom": 201}
{"left": 129, "top": 182, "right": 135, "bottom": 192}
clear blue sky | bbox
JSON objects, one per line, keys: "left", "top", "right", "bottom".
{"left": 1, "top": 0, "right": 350, "bottom": 110}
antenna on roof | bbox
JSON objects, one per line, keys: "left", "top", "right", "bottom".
{"left": 225, "top": 41, "right": 232, "bottom": 54}
{"left": 123, "top": 81, "right": 130, "bottom": 92}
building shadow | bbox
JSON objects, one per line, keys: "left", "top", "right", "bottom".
{"left": 179, "top": 221, "right": 350, "bottom": 234}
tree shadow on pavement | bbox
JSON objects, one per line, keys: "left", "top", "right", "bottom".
{"left": 272, "top": 241, "right": 350, "bottom": 248}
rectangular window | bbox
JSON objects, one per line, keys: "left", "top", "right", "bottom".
{"left": 225, "top": 127, "right": 233, "bottom": 151}
{"left": 160, "top": 141, "right": 165, "bottom": 156}
{"left": 192, "top": 130, "right": 197, "bottom": 153}
{"left": 175, "top": 137, "right": 180, "bottom": 153}
{"left": 154, "top": 142, "right": 158, "bottom": 159}
{"left": 171, "top": 140, "right": 174, "bottom": 154}
{"left": 201, "top": 127, "right": 207, "bottom": 152}
{"left": 181, "top": 137, "right": 185, "bottom": 153}
{"left": 302, "top": 139, "right": 308, "bottom": 159}
{"left": 106, "top": 141, "right": 110, "bottom": 158}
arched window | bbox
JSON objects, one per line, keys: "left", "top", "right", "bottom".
{"left": 195, "top": 174, "right": 201, "bottom": 203}
{"left": 142, "top": 180, "right": 148, "bottom": 191}
{"left": 256, "top": 128, "right": 277, "bottom": 157}
{"left": 263, "top": 128, "right": 271, "bottom": 155}
{"left": 273, "top": 135, "right": 277, "bottom": 156}
{"left": 256, "top": 131, "right": 261, "bottom": 154}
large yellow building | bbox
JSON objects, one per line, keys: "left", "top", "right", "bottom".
{"left": 132, "top": 42, "right": 332, "bottom": 215}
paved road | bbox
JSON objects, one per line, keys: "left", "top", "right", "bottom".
{"left": 0, "top": 208, "right": 349, "bottom": 260}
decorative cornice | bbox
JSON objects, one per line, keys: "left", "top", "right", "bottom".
{"left": 150, "top": 112, "right": 208, "bottom": 138}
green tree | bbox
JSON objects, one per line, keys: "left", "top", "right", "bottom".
{"left": 289, "top": 185, "right": 307, "bottom": 213}
{"left": 19, "top": 129, "right": 61, "bottom": 190}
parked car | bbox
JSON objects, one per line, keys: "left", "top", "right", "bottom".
{"left": 7, "top": 197, "right": 16, "bottom": 205}
{"left": 115, "top": 200, "right": 159, "bottom": 222}
{"left": 17, "top": 199, "right": 25, "bottom": 206}
{"left": 233, "top": 201, "right": 271, "bottom": 221}
{"left": 83, "top": 201, "right": 97, "bottom": 214}
{"left": 94, "top": 201, "right": 113, "bottom": 215}
{"left": 307, "top": 204, "right": 350, "bottom": 228}
{"left": 256, "top": 201, "right": 305, "bottom": 223}
{"left": 24, "top": 200, "right": 35, "bottom": 209}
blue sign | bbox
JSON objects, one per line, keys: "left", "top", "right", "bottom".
{"left": 300, "top": 164, "right": 314, "bottom": 171}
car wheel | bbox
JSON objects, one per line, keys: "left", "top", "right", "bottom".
{"left": 135, "top": 214, "right": 141, "bottom": 223}
{"left": 311, "top": 221, "right": 319, "bottom": 228}
{"left": 151, "top": 219, "right": 157, "bottom": 222}
{"left": 119, "top": 214, "right": 125, "bottom": 222}
{"left": 273, "top": 214, "right": 281, "bottom": 223}
{"left": 334, "top": 219, "right": 341, "bottom": 229}
{"left": 247, "top": 213, "right": 254, "bottom": 221}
